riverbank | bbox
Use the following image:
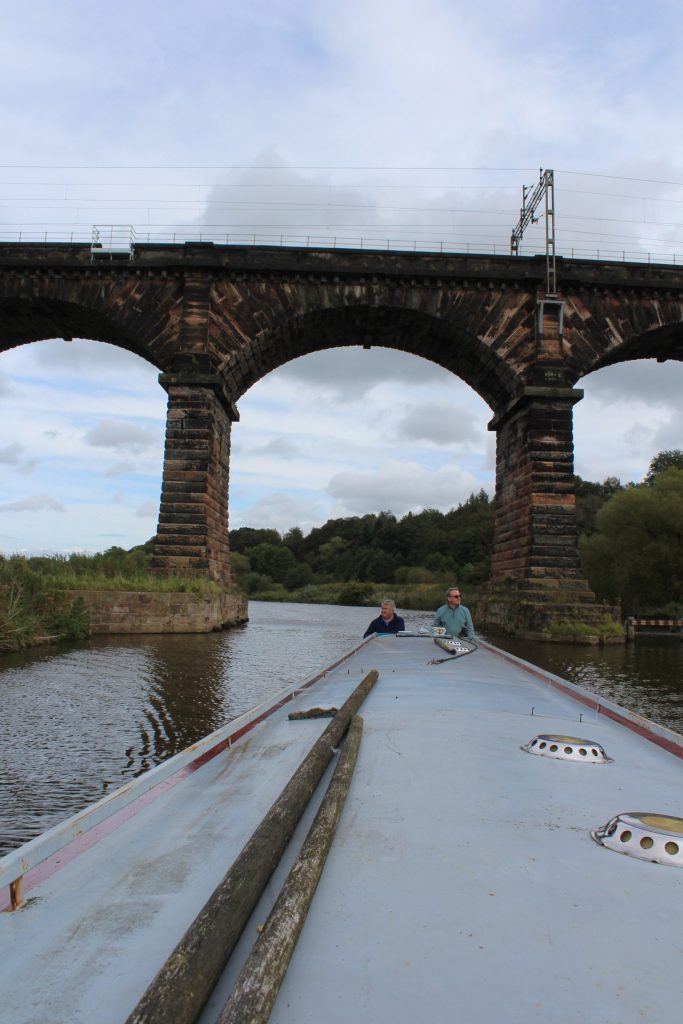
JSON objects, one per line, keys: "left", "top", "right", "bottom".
{"left": 0, "top": 551, "right": 247, "bottom": 652}
{"left": 1, "top": 557, "right": 624, "bottom": 653}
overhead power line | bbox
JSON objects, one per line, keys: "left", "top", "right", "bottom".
{"left": 0, "top": 164, "right": 539, "bottom": 172}
{"left": 2, "top": 164, "right": 683, "bottom": 189}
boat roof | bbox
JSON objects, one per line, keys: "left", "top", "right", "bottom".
{"left": 2, "top": 635, "right": 682, "bottom": 1023}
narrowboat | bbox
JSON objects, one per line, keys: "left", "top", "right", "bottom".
{"left": 1, "top": 632, "right": 682, "bottom": 1023}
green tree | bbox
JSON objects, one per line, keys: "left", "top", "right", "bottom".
{"left": 283, "top": 562, "right": 314, "bottom": 590}
{"left": 228, "top": 551, "right": 251, "bottom": 582}
{"left": 644, "top": 449, "right": 683, "bottom": 486}
{"left": 229, "top": 527, "right": 282, "bottom": 553}
{"left": 362, "top": 550, "right": 399, "bottom": 583}
{"left": 282, "top": 526, "right": 306, "bottom": 560}
{"left": 580, "top": 468, "right": 683, "bottom": 613}
{"left": 245, "top": 543, "right": 295, "bottom": 583}
{"left": 243, "top": 572, "right": 273, "bottom": 594}
{"left": 316, "top": 536, "right": 352, "bottom": 576}
{"left": 575, "top": 475, "right": 624, "bottom": 537}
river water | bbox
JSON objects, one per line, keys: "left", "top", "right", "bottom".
{"left": 1, "top": 601, "right": 682, "bottom": 856}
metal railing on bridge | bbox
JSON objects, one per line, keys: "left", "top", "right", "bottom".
{"left": 1, "top": 225, "right": 682, "bottom": 266}
{"left": 90, "top": 224, "right": 136, "bottom": 259}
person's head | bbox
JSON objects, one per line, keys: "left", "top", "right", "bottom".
{"left": 446, "top": 587, "right": 462, "bottom": 608}
{"left": 380, "top": 598, "right": 396, "bottom": 621}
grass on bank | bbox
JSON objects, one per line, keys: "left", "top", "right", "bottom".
{"left": 0, "top": 547, "right": 470, "bottom": 653}
{"left": 0, "top": 549, "right": 234, "bottom": 653}
{"left": 10, "top": 547, "right": 671, "bottom": 654}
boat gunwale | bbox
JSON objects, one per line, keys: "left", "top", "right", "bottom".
{"left": 0, "top": 635, "right": 373, "bottom": 906}
{"left": 479, "top": 639, "right": 683, "bottom": 758}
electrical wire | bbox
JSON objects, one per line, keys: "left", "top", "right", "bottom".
{"left": 2, "top": 164, "right": 683, "bottom": 260}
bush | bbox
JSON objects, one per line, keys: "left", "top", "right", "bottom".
{"left": 45, "top": 595, "right": 90, "bottom": 643}
{"left": 337, "top": 582, "right": 376, "bottom": 606}
{"left": 396, "top": 566, "right": 437, "bottom": 584}
{"left": 243, "top": 572, "right": 273, "bottom": 594}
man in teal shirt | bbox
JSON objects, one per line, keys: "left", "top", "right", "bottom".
{"left": 431, "top": 587, "right": 475, "bottom": 639}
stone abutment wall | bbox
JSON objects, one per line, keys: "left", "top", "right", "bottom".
{"left": 63, "top": 590, "right": 248, "bottom": 635}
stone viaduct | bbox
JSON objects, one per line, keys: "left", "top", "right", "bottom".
{"left": 1, "top": 241, "right": 682, "bottom": 635}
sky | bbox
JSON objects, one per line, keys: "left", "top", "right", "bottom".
{"left": 1, "top": 0, "right": 683, "bottom": 554}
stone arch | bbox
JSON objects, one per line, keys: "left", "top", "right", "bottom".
{"left": 218, "top": 304, "right": 522, "bottom": 411}
{"left": 561, "top": 292, "right": 683, "bottom": 382}
{"left": 580, "top": 321, "right": 683, "bottom": 376}
{"left": 0, "top": 295, "right": 160, "bottom": 365}
{"left": 0, "top": 270, "right": 189, "bottom": 371}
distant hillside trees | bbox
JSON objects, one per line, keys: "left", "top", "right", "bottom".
{"left": 228, "top": 450, "right": 683, "bottom": 615}
{"left": 229, "top": 491, "right": 494, "bottom": 595}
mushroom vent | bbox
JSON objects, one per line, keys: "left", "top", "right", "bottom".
{"left": 592, "top": 813, "right": 683, "bottom": 867}
{"left": 522, "top": 734, "right": 611, "bottom": 764}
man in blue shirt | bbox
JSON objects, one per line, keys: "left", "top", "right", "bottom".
{"left": 363, "top": 599, "right": 405, "bottom": 637}
{"left": 431, "top": 587, "right": 475, "bottom": 639}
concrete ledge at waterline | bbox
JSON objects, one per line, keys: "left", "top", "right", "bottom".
{"left": 61, "top": 590, "right": 248, "bottom": 635}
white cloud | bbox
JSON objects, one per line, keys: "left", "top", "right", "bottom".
{"left": 0, "top": 443, "right": 24, "bottom": 464}
{"left": 85, "top": 421, "right": 159, "bottom": 453}
{"left": 396, "top": 403, "right": 480, "bottom": 446}
{"left": 252, "top": 437, "right": 302, "bottom": 457}
{"left": 573, "top": 359, "right": 683, "bottom": 484}
{"left": 326, "top": 459, "right": 480, "bottom": 516}
{"left": 276, "top": 348, "right": 449, "bottom": 398}
{"left": 135, "top": 502, "right": 158, "bottom": 518}
{"left": 231, "top": 492, "right": 328, "bottom": 534}
{"left": 16, "top": 458, "right": 39, "bottom": 476}
{"left": 0, "top": 494, "right": 66, "bottom": 513}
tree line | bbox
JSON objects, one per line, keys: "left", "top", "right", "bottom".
{"left": 229, "top": 450, "right": 683, "bottom": 616}
{"left": 229, "top": 490, "right": 494, "bottom": 595}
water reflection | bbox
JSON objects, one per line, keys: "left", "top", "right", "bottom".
{"left": 490, "top": 634, "right": 683, "bottom": 732}
{"left": 0, "top": 602, "right": 397, "bottom": 854}
{"left": 1, "top": 602, "right": 682, "bottom": 856}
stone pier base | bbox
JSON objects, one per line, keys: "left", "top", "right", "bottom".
{"left": 63, "top": 590, "right": 248, "bottom": 635}
{"left": 477, "top": 579, "right": 621, "bottom": 641}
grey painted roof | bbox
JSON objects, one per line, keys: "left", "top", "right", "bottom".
{"left": 2, "top": 636, "right": 682, "bottom": 1024}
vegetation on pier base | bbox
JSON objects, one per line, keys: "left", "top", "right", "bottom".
{"left": 546, "top": 615, "right": 625, "bottom": 642}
